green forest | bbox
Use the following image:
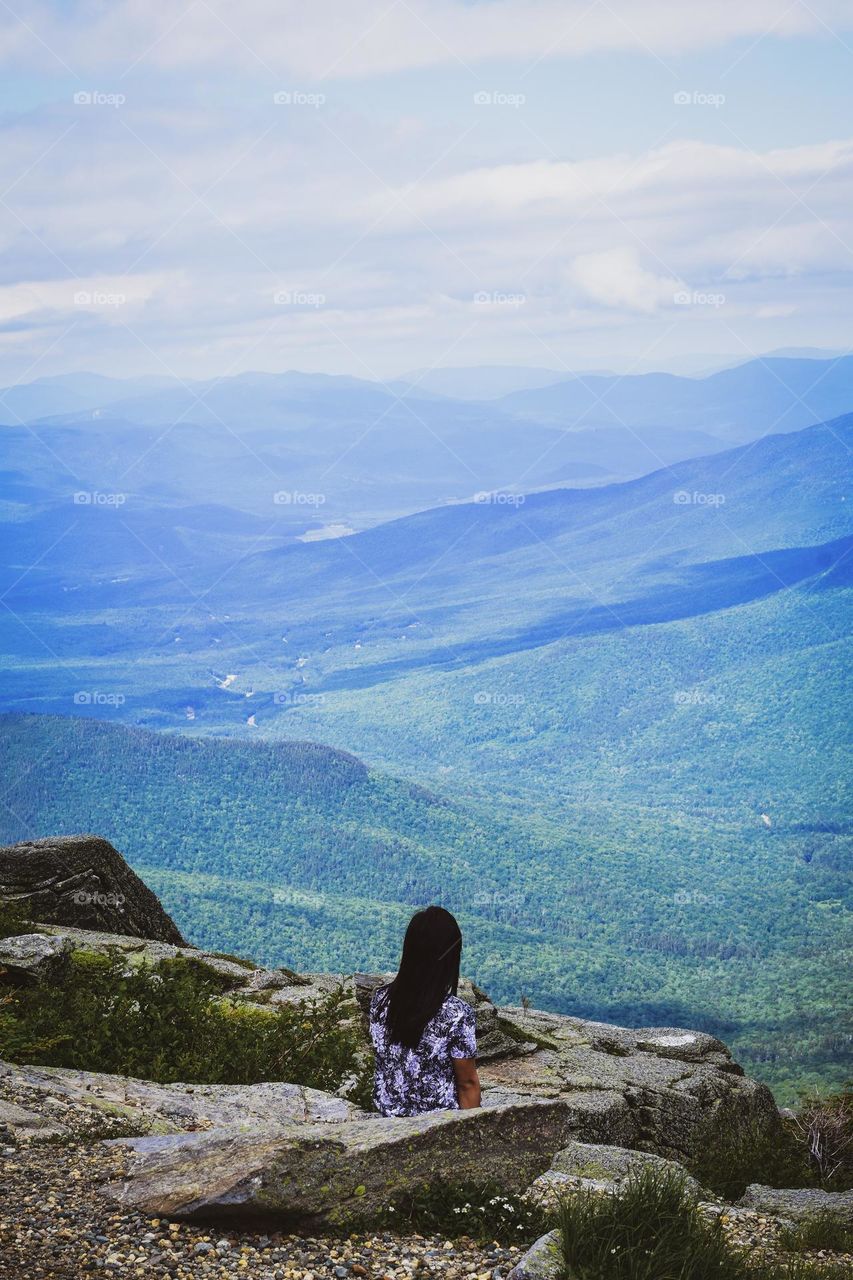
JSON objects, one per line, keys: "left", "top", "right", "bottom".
{"left": 1, "top": 710, "right": 849, "bottom": 1104}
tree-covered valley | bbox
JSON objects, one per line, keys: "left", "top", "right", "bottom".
{"left": 1, "top": 378, "right": 850, "bottom": 1106}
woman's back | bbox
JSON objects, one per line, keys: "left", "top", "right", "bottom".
{"left": 369, "top": 984, "right": 477, "bottom": 1117}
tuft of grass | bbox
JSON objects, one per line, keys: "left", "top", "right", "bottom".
{"left": 691, "top": 1110, "right": 809, "bottom": 1201}
{"left": 554, "top": 1165, "right": 850, "bottom": 1280}
{"left": 556, "top": 1165, "right": 750, "bottom": 1280}
{"left": 777, "top": 1213, "right": 853, "bottom": 1255}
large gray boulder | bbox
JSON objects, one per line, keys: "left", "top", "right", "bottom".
{"left": 506, "top": 1230, "right": 562, "bottom": 1280}
{"left": 478, "top": 1006, "right": 780, "bottom": 1167}
{"left": 0, "top": 932, "right": 70, "bottom": 980}
{"left": 0, "top": 835, "right": 186, "bottom": 945}
{"left": 738, "top": 1184, "right": 853, "bottom": 1225}
{"left": 111, "top": 1100, "right": 577, "bottom": 1226}
{"left": 525, "top": 1139, "right": 700, "bottom": 1205}
{"left": 0, "top": 1059, "right": 362, "bottom": 1142}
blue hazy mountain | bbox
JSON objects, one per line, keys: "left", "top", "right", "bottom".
{"left": 2, "top": 412, "right": 849, "bottom": 719}
{"left": 4, "top": 358, "right": 851, "bottom": 537}
{"left": 498, "top": 355, "right": 853, "bottom": 441}
{"left": 0, "top": 372, "right": 175, "bottom": 423}
{"left": 393, "top": 365, "right": 572, "bottom": 399}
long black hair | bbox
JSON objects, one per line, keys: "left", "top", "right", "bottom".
{"left": 377, "top": 905, "right": 462, "bottom": 1049}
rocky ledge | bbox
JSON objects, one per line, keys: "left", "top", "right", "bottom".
{"left": 3, "top": 833, "right": 844, "bottom": 1269}
{"left": 0, "top": 836, "right": 186, "bottom": 944}
{"left": 0, "top": 919, "right": 779, "bottom": 1177}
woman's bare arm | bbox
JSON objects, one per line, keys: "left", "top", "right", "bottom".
{"left": 452, "top": 1056, "right": 481, "bottom": 1109}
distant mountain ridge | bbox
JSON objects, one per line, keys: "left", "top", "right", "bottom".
{"left": 3, "top": 357, "right": 852, "bottom": 536}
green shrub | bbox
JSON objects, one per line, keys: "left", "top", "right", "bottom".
{"left": 691, "top": 1111, "right": 809, "bottom": 1201}
{"left": 691, "top": 1088, "right": 853, "bottom": 1201}
{"left": 0, "top": 950, "right": 371, "bottom": 1096}
{"left": 554, "top": 1165, "right": 849, "bottom": 1280}
{"left": 0, "top": 896, "right": 32, "bottom": 940}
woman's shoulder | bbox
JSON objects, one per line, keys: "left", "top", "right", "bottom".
{"left": 441, "top": 993, "right": 474, "bottom": 1021}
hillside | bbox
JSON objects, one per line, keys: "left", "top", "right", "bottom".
{"left": 1, "top": 713, "right": 849, "bottom": 1103}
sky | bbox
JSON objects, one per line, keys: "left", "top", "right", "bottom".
{"left": 1, "top": 1, "right": 853, "bottom": 385}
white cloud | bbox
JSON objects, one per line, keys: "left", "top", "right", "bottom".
{"left": 1, "top": 1, "right": 847, "bottom": 77}
{"left": 0, "top": 273, "right": 169, "bottom": 323}
{"left": 569, "top": 248, "right": 682, "bottom": 313}
{"left": 0, "top": 6, "right": 851, "bottom": 379}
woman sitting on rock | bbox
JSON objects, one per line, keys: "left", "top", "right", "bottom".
{"left": 369, "top": 906, "right": 481, "bottom": 1117}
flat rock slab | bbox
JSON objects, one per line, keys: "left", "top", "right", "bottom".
{"left": 738, "top": 1184, "right": 853, "bottom": 1225}
{"left": 0, "top": 1060, "right": 362, "bottom": 1138}
{"left": 2, "top": 925, "right": 264, "bottom": 987}
{"left": 111, "top": 1100, "right": 577, "bottom": 1227}
{"left": 0, "top": 1096, "right": 68, "bottom": 1142}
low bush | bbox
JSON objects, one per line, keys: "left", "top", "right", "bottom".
{"left": 0, "top": 896, "right": 31, "bottom": 941}
{"left": 0, "top": 949, "right": 372, "bottom": 1097}
{"left": 554, "top": 1166, "right": 849, "bottom": 1280}
{"left": 788, "top": 1088, "right": 853, "bottom": 1190}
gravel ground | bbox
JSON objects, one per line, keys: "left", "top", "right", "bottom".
{"left": 2, "top": 1139, "right": 851, "bottom": 1280}
{"left": 0, "top": 1141, "right": 524, "bottom": 1280}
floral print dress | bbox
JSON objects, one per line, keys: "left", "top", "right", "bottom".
{"left": 369, "top": 986, "right": 478, "bottom": 1117}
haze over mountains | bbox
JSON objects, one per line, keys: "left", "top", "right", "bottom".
{"left": 1, "top": 353, "right": 850, "bottom": 1100}
{"left": 3, "top": 356, "right": 852, "bottom": 538}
